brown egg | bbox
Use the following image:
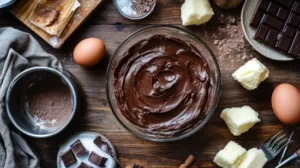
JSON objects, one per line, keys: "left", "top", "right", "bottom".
{"left": 73, "top": 38, "right": 105, "bottom": 67}
{"left": 272, "top": 83, "right": 300, "bottom": 125}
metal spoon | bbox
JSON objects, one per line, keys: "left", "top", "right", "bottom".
{"left": 276, "top": 148, "right": 300, "bottom": 168}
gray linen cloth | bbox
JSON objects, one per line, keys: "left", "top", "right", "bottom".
{"left": 0, "top": 27, "right": 62, "bottom": 168}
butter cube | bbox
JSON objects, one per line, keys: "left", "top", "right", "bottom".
{"left": 181, "top": 0, "right": 214, "bottom": 26}
{"left": 238, "top": 148, "right": 267, "bottom": 168}
{"left": 214, "top": 141, "right": 246, "bottom": 168}
{"left": 232, "top": 58, "right": 269, "bottom": 90}
{"left": 221, "top": 106, "right": 260, "bottom": 136}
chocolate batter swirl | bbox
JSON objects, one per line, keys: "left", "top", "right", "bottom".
{"left": 114, "top": 35, "right": 213, "bottom": 136}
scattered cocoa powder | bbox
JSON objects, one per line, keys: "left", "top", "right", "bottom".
{"left": 25, "top": 74, "right": 72, "bottom": 127}
{"left": 202, "top": 15, "right": 257, "bottom": 69}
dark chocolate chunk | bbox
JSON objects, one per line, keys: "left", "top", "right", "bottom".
{"left": 274, "top": 0, "right": 294, "bottom": 9}
{"left": 283, "top": 24, "right": 297, "bottom": 37}
{"left": 292, "top": 1, "right": 300, "bottom": 14}
{"left": 94, "top": 136, "right": 115, "bottom": 157}
{"left": 250, "top": 10, "right": 264, "bottom": 27}
{"left": 289, "top": 31, "right": 300, "bottom": 57}
{"left": 255, "top": 24, "right": 271, "bottom": 41}
{"left": 277, "top": 7, "right": 289, "bottom": 20}
{"left": 71, "top": 140, "right": 87, "bottom": 157}
{"left": 262, "top": 14, "right": 284, "bottom": 30}
{"left": 276, "top": 33, "right": 293, "bottom": 52}
{"left": 78, "top": 162, "right": 91, "bottom": 168}
{"left": 88, "top": 152, "right": 107, "bottom": 167}
{"left": 287, "top": 13, "right": 300, "bottom": 27}
{"left": 265, "top": 29, "right": 279, "bottom": 46}
{"left": 259, "top": 0, "right": 270, "bottom": 10}
{"left": 61, "top": 149, "right": 77, "bottom": 167}
{"left": 267, "top": 2, "right": 279, "bottom": 16}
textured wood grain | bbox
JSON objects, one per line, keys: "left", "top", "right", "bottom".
{"left": 1, "top": 0, "right": 300, "bottom": 168}
{"left": 10, "top": 0, "right": 103, "bottom": 48}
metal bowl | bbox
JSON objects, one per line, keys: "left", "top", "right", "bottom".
{"left": 5, "top": 67, "right": 80, "bottom": 138}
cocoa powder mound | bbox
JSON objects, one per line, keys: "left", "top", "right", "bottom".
{"left": 132, "top": 0, "right": 155, "bottom": 16}
{"left": 25, "top": 74, "right": 72, "bottom": 127}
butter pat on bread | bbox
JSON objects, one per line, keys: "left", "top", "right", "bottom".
{"left": 238, "top": 148, "right": 267, "bottom": 168}
{"left": 232, "top": 58, "right": 269, "bottom": 90}
{"left": 221, "top": 106, "right": 260, "bottom": 136}
{"left": 214, "top": 141, "right": 246, "bottom": 168}
{"left": 181, "top": 0, "right": 214, "bottom": 26}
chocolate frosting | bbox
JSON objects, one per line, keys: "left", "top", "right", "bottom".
{"left": 113, "top": 35, "right": 213, "bottom": 136}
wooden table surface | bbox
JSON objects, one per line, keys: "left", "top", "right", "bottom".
{"left": 1, "top": 0, "right": 300, "bottom": 167}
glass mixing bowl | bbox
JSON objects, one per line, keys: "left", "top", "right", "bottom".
{"left": 107, "top": 25, "right": 221, "bottom": 142}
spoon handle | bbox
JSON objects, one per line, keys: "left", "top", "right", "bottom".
{"left": 276, "top": 153, "right": 299, "bottom": 168}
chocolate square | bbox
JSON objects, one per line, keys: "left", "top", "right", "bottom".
{"left": 71, "top": 140, "right": 87, "bottom": 157}
{"left": 88, "top": 152, "right": 107, "bottom": 166}
{"left": 60, "top": 149, "right": 77, "bottom": 167}
{"left": 78, "top": 162, "right": 91, "bottom": 168}
{"left": 94, "top": 136, "right": 114, "bottom": 157}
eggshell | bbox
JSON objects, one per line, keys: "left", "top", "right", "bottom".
{"left": 271, "top": 83, "right": 300, "bottom": 125}
{"left": 73, "top": 38, "right": 105, "bottom": 67}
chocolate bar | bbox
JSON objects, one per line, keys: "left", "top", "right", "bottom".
{"left": 88, "top": 152, "right": 107, "bottom": 167}
{"left": 78, "top": 162, "right": 92, "bottom": 168}
{"left": 71, "top": 140, "right": 87, "bottom": 157}
{"left": 60, "top": 149, "right": 77, "bottom": 167}
{"left": 250, "top": 0, "right": 300, "bottom": 58}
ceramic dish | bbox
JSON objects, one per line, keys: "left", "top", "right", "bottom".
{"left": 241, "top": 0, "right": 294, "bottom": 61}
{"left": 57, "top": 132, "right": 117, "bottom": 168}
{"left": 107, "top": 25, "right": 221, "bottom": 142}
{"left": 0, "top": 0, "right": 16, "bottom": 13}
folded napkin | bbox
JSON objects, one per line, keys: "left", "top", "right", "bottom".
{"left": 0, "top": 27, "right": 62, "bottom": 168}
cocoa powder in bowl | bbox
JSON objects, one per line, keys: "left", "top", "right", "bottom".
{"left": 25, "top": 73, "right": 72, "bottom": 128}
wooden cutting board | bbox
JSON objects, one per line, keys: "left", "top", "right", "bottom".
{"left": 11, "top": 0, "right": 103, "bottom": 49}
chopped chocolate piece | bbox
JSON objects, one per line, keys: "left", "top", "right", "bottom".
{"left": 250, "top": 10, "right": 264, "bottom": 27}
{"left": 266, "top": 29, "right": 279, "bottom": 46}
{"left": 289, "top": 31, "right": 300, "bottom": 58}
{"left": 283, "top": 24, "right": 297, "bottom": 37}
{"left": 292, "top": 1, "right": 300, "bottom": 14}
{"left": 71, "top": 140, "right": 87, "bottom": 157}
{"left": 274, "top": 0, "right": 294, "bottom": 9}
{"left": 250, "top": 0, "right": 300, "bottom": 58}
{"left": 276, "top": 34, "right": 293, "bottom": 52}
{"left": 255, "top": 24, "right": 271, "bottom": 41}
{"left": 262, "top": 14, "right": 284, "bottom": 30}
{"left": 277, "top": 8, "right": 289, "bottom": 20}
{"left": 61, "top": 149, "right": 77, "bottom": 167}
{"left": 88, "top": 152, "right": 107, "bottom": 167}
{"left": 94, "top": 136, "right": 115, "bottom": 157}
{"left": 259, "top": 0, "right": 270, "bottom": 10}
{"left": 267, "top": 2, "right": 279, "bottom": 16}
{"left": 287, "top": 13, "right": 300, "bottom": 27}
{"left": 78, "top": 162, "right": 91, "bottom": 168}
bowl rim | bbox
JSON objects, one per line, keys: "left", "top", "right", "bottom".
{"left": 0, "top": 0, "right": 16, "bottom": 8}
{"left": 106, "top": 25, "right": 222, "bottom": 142}
{"left": 112, "top": 0, "right": 156, "bottom": 20}
{"left": 5, "top": 67, "right": 78, "bottom": 138}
